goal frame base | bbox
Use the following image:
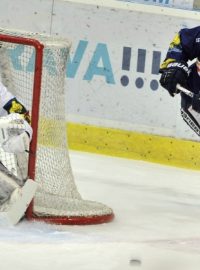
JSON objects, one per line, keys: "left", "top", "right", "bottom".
{"left": 27, "top": 213, "right": 115, "bottom": 225}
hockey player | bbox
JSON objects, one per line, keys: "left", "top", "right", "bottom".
{"left": 159, "top": 26, "right": 200, "bottom": 136}
{"left": 0, "top": 81, "right": 36, "bottom": 225}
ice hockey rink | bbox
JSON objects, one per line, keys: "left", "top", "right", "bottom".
{"left": 0, "top": 150, "right": 200, "bottom": 270}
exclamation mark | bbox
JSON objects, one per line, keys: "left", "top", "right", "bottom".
{"left": 150, "top": 51, "right": 161, "bottom": 91}
{"left": 121, "top": 47, "right": 131, "bottom": 86}
{"left": 135, "top": 49, "right": 146, "bottom": 88}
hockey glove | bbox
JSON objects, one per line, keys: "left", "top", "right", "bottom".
{"left": 192, "top": 93, "right": 200, "bottom": 113}
{"left": 159, "top": 62, "right": 189, "bottom": 97}
{"left": 0, "top": 113, "right": 32, "bottom": 153}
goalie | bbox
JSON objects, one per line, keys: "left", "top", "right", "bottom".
{"left": 159, "top": 26, "right": 200, "bottom": 136}
{"left": 0, "top": 80, "right": 37, "bottom": 225}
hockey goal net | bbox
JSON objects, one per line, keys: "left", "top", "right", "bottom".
{"left": 0, "top": 28, "right": 114, "bottom": 225}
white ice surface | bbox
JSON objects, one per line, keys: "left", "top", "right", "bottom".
{"left": 1, "top": 151, "right": 200, "bottom": 269}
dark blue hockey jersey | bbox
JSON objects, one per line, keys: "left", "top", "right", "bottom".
{"left": 160, "top": 26, "right": 200, "bottom": 94}
{"left": 161, "top": 26, "right": 200, "bottom": 66}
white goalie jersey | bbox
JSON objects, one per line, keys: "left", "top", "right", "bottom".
{"left": 0, "top": 81, "right": 14, "bottom": 114}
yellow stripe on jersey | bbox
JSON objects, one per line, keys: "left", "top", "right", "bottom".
{"left": 160, "top": 58, "right": 176, "bottom": 70}
{"left": 3, "top": 98, "right": 31, "bottom": 124}
{"left": 9, "top": 100, "right": 23, "bottom": 114}
{"left": 169, "top": 33, "right": 181, "bottom": 48}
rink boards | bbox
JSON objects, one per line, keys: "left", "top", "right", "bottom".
{"left": 0, "top": 0, "right": 200, "bottom": 169}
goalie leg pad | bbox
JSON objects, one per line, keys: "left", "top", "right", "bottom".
{"left": 181, "top": 107, "right": 200, "bottom": 136}
{"left": 0, "top": 161, "right": 37, "bottom": 225}
{"left": 0, "top": 179, "right": 37, "bottom": 226}
{"left": 181, "top": 93, "right": 200, "bottom": 137}
{"left": 0, "top": 161, "right": 26, "bottom": 210}
{"left": 0, "top": 167, "right": 19, "bottom": 205}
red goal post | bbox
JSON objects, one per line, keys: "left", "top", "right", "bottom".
{"left": 0, "top": 28, "right": 114, "bottom": 225}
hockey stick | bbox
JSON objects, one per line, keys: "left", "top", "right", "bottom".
{"left": 176, "top": 84, "right": 194, "bottom": 98}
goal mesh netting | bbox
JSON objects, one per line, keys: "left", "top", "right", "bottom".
{"left": 0, "top": 28, "right": 114, "bottom": 225}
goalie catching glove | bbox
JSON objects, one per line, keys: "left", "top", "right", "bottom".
{"left": 159, "top": 61, "right": 190, "bottom": 97}
{"left": 0, "top": 113, "right": 32, "bottom": 153}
